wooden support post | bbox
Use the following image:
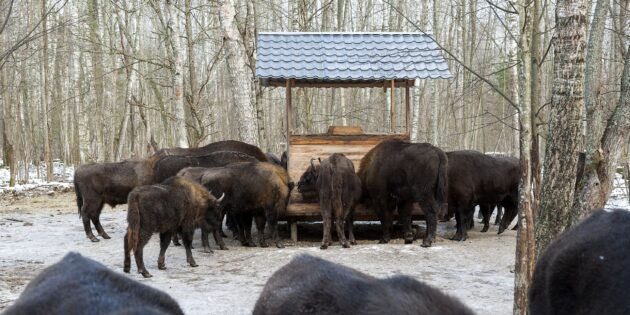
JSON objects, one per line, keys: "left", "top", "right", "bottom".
{"left": 405, "top": 80, "right": 410, "bottom": 136}
{"left": 290, "top": 221, "right": 298, "bottom": 243}
{"left": 286, "top": 79, "right": 293, "bottom": 136}
{"left": 390, "top": 79, "right": 395, "bottom": 133}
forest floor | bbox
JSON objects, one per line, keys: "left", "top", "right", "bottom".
{"left": 0, "top": 181, "right": 628, "bottom": 315}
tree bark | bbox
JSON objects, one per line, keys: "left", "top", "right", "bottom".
{"left": 217, "top": 0, "right": 259, "bottom": 146}
{"left": 166, "top": 0, "right": 188, "bottom": 148}
{"left": 41, "top": 0, "right": 53, "bottom": 181}
{"left": 536, "top": 0, "right": 587, "bottom": 256}
{"left": 513, "top": 2, "right": 535, "bottom": 314}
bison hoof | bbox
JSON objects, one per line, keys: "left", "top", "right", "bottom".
{"left": 259, "top": 241, "right": 270, "bottom": 248}
{"left": 404, "top": 238, "right": 413, "bottom": 245}
{"left": 172, "top": 241, "right": 181, "bottom": 246}
{"left": 342, "top": 243, "right": 350, "bottom": 248}
{"left": 158, "top": 265, "right": 167, "bottom": 270}
{"left": 320, "top": 244, "right": 328, "bottom": 250}
{"left": 498, "top": 227, "right": 505, "bottom": 234}
{"left": 450, "top": 234, "right": 466, "bottom": 241}
{"left": 420, "top": 241, "right": 432, "bottom": 248}
{"left": 88, "top": 235, "right": 99, "bottom": 242}
{"left": 481, "top": 226, "right": 489, "bottom": 233}
{"left": 99, "top": 232, "right": 111, "bottom": 239}
{"left": 202, "top": 247, "right": 214, "bottom": 254}
{"left": 512, "top": 225, "right": 518, "bottom": 230}
{"left": 141, "top": 271, "right": 152, "bottom": 278}
{"left": 220, "top": 246, "right": 229, "bottom": 250}
{"left": 123, "top": 267, "right": 130, "bottom": 273}
{"left": 378, "top": 239, "right": 389, "bottom": 244}
{"left": 189, "top": 261, "right": 198, "bottom": 268}
{"left": 350, "top": 240, "right": 357, "bottom": 245}
{"left": 276, "top": 242, "right": 285, "bottom": 249}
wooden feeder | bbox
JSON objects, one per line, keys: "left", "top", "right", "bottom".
{"left": 256, "top": 32, "right": 452, "bottom": 241}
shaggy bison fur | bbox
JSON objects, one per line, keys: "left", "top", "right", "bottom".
{"left": 529, "top": 209, "right": 630, "bottom": 315}
{"left": 123, "top": 176, "right": 223, "bottom": 278}
{"left": 3, "top": 252, "right": 183, "bottom": 315}
{"left": 297, "top": 153, "right": 361, "bottom": 249}
{"left": 253, "top": 254, "right": 475, "bottom": 315}
{"left": 358, "top": 140, "right": 448, "bottom": 247}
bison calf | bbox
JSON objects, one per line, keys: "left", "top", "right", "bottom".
{"left": 298, "top": 154, "right": 361, "bottom": 249}
{"left": 529, "top": 209, "right": 630, "bottom": 315}
{"left": 3, "top": 252, "right": 183, "bottom": 315}
{"left": 253, "top": 254, "right": 475, "bottom": 315}
{"left": 124, "top": 176, "right": 224, "bottom": 278}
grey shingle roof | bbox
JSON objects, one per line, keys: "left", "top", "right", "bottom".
{"left": 256, "top": 32, "right": 452, "bottom": 84}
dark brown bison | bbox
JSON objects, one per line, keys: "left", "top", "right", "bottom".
{"left": 123, "top": 176, "right": 224, "bottom": 278}
{"left": 74, "top": 158, "right": 156, "bottom": 242}
{"left": 529, "top": 209, "right": 630, "bottom": 315}
{"left": 191, "top": 162, "right": 290, "bottom": 248}
{"left": 154, "top": 140, "right": 268, "bottom": 162}
{"left": 358, "top": 140, "right": 448, "bottom": 247}
{"left": 3, "top": 252, "right": 183, "bottom": 315}
{"left": 297, "top": 154, "right": 362, "bottom": 249}
{"left": 152, "top": 151, "right": 258, "bottom": 183}
{"left": 253, "top": 254, "right": 475, "bottom": 315}
{"left": 446, "top": 151, "right": 519, "bottom": 241}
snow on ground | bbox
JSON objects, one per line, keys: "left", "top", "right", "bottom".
{"left": 0, "top": 160, "right": 74, "bottom": 195}
{"left": 0, "top": 193, "right": 517, "bottom": 315}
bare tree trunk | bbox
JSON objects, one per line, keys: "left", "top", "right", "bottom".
{"left": 536, "top": 0, "right": 587, "bottom": 256}
{"left": 41, "top": 0, "right": 53, "bottom": 181}
{"left": 506, "top": 7, "right": 520, "bottom": 156}
{"left": 166, "top": 0, "right": 188, "bottom": 148}
{"left": 513, "top": 2, "right": 535, "bottom": 314}
{"left": 87, "top": 0, "right": 105, "bottom": 161}
{"left": 218, "top": 0, "right": 259, "bottom": 146}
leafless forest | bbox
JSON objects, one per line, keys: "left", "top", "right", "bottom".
{"left": 1, "top": 0, "right": 630, "bottom": 314}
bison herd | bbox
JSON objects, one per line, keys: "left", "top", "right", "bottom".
{"left": 4, "top": 138, "right": 627, "bottom": 314}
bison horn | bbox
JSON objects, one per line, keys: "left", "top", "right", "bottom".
{"left": 217, "top": 193, "right": 225, "bottom": 203}
{"left": 310, "top": 158, "right": 316, "bottom": 169}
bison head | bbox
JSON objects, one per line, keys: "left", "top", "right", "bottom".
{"left": 204, "top": 192, "right": 225, "bottom": 230}
{"left": 297, "top": 158, "right": 320, "bottom": 202}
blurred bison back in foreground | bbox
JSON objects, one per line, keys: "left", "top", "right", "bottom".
{"left": 253, "top": 254, "right": 475, "bottom": 315}
{"left": 529, "top": 209, "right": 630, "bottom": 315}
{"left": 3, "top": 252, "right": 183, "bottom": 315}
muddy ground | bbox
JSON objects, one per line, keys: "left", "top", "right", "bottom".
{"left": 0, "top": 192, "right": 517, "bottom": 314}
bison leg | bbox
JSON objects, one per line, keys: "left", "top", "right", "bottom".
{"left": 450, "top": 205, "right": 468, "bottom": 242}
{"left": 346, "top": 211, "right": 356, "bottom": 245}
{"left": 419, "top": 200, "right": 438, "bottom": 247}
{"left": 181, "top": 231, "right": 198, "bottom": 268}
{"left": 378, "top": 209, "right": 393, "bottom": 244}
{"left": 398, "top": 201, "right": 415, "bottom": 244}
{"left": 335, "top": 216, "right": 350, "bottom": 248}
{"left": 267, "top": 204, "right": 284, "bottom": 249}
{"left": 92, "top": 216, "right": 111, "bottom": 239}
{"left": 171, "top": 233, "right": 181, "bottom": 246}
{"left": 200, "top": 226, "right": 214, "bottom": 254}
{"left": 241, "top": 214, "right": 256, "bottom": 247}
{"left": 494, "top": 206, "right": 503, "bottom": 225}
{"left": 479, "top": 204, "right": 491, "bottom": 233}
{"left": 254, "top": 214, "right": 269, "bottom": 248}
{"left": 158, "top": 231, "right": 173, "bottom": 270}
{"left": 123, "top": 232, "right": 131, "bottom": 273}
{"left": 498, "top": 203, "right": 518, "bottom": 234}
{"left": 320, "top": 205, "right": 332, "bottom": 250}
{"left": 134, "top": 235, "right": 152, "bottom": 278}
{"left": 82, "top": 215, "right": 99, "bottom": 242}
{"left": 213, "top": 227, "right": 228, "bottom": 250}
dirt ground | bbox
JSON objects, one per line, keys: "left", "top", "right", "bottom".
{"left": 0, "top": 192, "right": 517, "bottom": 314}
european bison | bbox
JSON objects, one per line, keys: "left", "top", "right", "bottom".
{"left": 297, "top": 154, "right": 361, "bottom": 249}
{"left": 358, "top": 140, "right": 447, "bottom": 247}
{"left": 265, "top": 151, "right": 288, "bottom": 169}
{"left": 152, "top": 151, "right": 258, "bottom": 183}
{"left": 74, "top": 158, "right": 156, "bottom": 242}
{"left": 446, "top": 151, "right": 519, "bottom": 241}
{"left": 123, "top": 176, "right": 224, "bottom": 278}
{"left": 529, "top": 208, "right": 630, "bottom": 315}
{"left": 3, "top": 252, "right": 183, "bottom": 315}
{"left": 191, "top": 162, "right": 290, "bottom": 248}
{"left": 253, "top": 254, "right": 475, "bottom": 315}
{"left": 154, "top": 140, "right": 268, "bottom": 162}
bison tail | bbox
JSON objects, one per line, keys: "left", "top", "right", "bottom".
{"left": 126, "top": 193, "right": 141, "bottom": 254}
{"left": 435, "top": 151, "right": 448, "bottom": 206}
{"left": 74, "top": 179, "right": 83, "bottom": 217}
